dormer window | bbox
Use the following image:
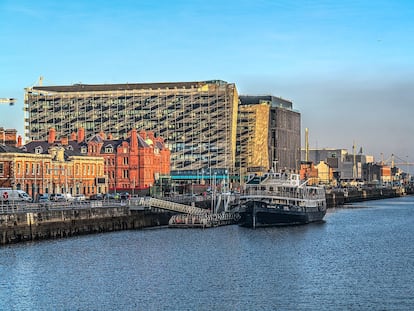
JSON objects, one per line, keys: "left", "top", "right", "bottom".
{"left": 105, "top": 145, "right": 114, "bottom": 153}
{"left": 35, "top": 146, "right": 43, "bottom": 154}
{"left": 81, "top": 146, "right": 87, "bottom": 154}
{"left": 67, "top": 145, "right": 73, "bottom": 151}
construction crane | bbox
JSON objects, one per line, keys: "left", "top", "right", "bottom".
{"left": 0, "top": 98, "right": 16, "bottom": 106}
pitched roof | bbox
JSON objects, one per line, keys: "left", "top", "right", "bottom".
{"left": 0, "top": 144, "right": 27, "bottom": 153}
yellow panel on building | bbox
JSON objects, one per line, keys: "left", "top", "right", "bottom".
{"left": 237, "top": 103, "right": 270, "bottom": 176}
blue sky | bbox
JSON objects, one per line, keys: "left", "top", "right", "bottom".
{"left": 1, "top": 0, "right": 414, "bottom": 168}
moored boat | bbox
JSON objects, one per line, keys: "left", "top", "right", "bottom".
{"left": 238, "top": 172, "right": 326, "bottom": 228}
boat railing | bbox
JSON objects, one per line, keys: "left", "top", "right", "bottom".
{"left": 243, "top": 189, "right": 306, "bottom": 200}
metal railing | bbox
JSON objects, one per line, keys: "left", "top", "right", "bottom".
{"left": 131, "top": 197, "right": 209, "bottom": 215}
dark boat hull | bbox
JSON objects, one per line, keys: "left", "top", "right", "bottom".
{"left": 238, "top": 201, "right": 326, "bottom": 228}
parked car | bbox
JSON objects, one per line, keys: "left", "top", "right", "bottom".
{"left": 37, "top": 194, "right": 50, "bottom": 203}
{"left": 120, "top": 192, "right": 130, "bottom": 200}
{"left": 103, "top": 193, "right": 120, "bottom": 200}
{"left": 73, "top": 194, "right": 86, "bottom": 202}
{"left": 89, "top": 193, "right": 103, "bottom": 200}
{"left": 50, "top": 193, "right": 66, "bottom": 202}
{"left": 63, "top": 193, "right": 74, "bottom": 202}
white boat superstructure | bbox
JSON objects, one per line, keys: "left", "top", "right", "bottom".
{"left": 239, "top": 172, "right": 326, "bottom": 227}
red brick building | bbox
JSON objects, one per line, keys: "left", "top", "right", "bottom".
{"left": 0, "top": 127, "right": 22, "bottom": 147}
{"left": 300, "top": 161, "right": 319, "bottom": 185}
{"left": 86, "top": 128, "right": 170, "bottom": 193}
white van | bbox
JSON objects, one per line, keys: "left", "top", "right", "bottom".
{"left": 0, "top": 188, "right": 33, "bottom": 203}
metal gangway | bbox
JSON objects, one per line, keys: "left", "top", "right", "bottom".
{"left": 131, "top": 197, "right": 209, "bottom": 215}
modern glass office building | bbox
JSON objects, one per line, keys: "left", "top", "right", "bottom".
{"left": 24, "top": 80, "right": 239, "bottom": 174}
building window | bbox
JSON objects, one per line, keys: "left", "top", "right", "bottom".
{"left": 123, "top": 157, "right": 129, "bottom": 165}
{"left": 26, "top": 163, "right": 29, "bottom": 175}
{"left": 105, "top": 145, "right": 113, "bottom": 153}
{"left": 123, "top": 170, "right": 129, "bottom": 178}
{"left": 17, "top": 163, "right": 21, "bottom": 174}
{"left": 0, "top": 163, "right": 3, "bottom": 175}
{"left": 35, "top": 146, "right": 43, "bottom": 154}
{"left": 81, "top": 146, "right": 87, "bottom": 154}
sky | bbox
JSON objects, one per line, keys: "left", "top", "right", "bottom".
{"left": 1, "top": 0, "right": 414, "bottom": 169}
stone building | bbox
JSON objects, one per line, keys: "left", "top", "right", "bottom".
{"left": 1, "top": 140, "right": 105, "bottom": 199}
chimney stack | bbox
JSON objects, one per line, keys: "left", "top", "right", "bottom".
{"left": 77, "top": 127, "right": 85, "bottom": 143}
{"left": 130, "top": 128, "right": 138, "bottom": 152}
{"left": 17, "top": 135, "right": 22, "bottom": 147}
{"left": 48, "top": 128, "right": 56, "bottom": 144}
{"left": 61, "top": 137, "right": 69, "bottom": 145}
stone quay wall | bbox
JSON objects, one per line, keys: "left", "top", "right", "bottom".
{"left": 0, "top": 205, "right": 172, "bottom": 246}
{"left": 326, "top": 186, "right": 406, "bottom": 207}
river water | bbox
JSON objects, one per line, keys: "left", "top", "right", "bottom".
{"left": 1, "top": 196, "right": 413, "bottom": 310}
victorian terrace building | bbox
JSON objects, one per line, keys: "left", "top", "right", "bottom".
{"left": 1, "top": 139, "right": 105, "bottom": 199}
{"left": 24, "top": 127, "right": 170, "bottom": 195}
{"left": 86, "top": 128, "right": 170, "bottom": 193}
{"left": 22, "top": 128, "right": 106, "bottom": 198}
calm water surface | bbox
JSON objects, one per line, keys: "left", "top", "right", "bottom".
{"left": 1, "top": 196, "right": 413, "bottom": 310}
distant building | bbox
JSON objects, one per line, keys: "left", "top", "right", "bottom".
{"left": 362, "top": 163, "right": 392, "bottom": 185}
{"left": 301, "top": 148, "right": 373, "bottom": 182}
{"left": 300, "top": 161, "right": 319, "bottom": 185}
{"left": 315, "top": 161, "right": 334, "bottom": 185}
{"left": 0, "top": 127, "right": 22, "bottom": 147}
{"left": 238, "top": 95, "right": 301, "bottom": 175}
